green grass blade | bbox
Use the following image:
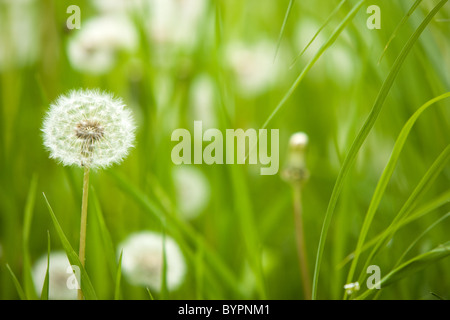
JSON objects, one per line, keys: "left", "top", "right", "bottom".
{"left": 290, "top": 0, "right": 347, "bottom": 68}
{"left": 160, "top": 229, "right": 168, "bottom": 299}
{"left": 22, "top": 173, "right": 38, "bottom": 300}
{"left": 229, "top": 165, "right": 266, "bottom": 299}
{"left": 114, "top": 250, "right": 123, "bottom": 300}
{"left": 90, "top": 188, "right": 117, "bottom": 281}
{"left": 273, "top": 0, "right": 295, "bottom": 62}
{"left": 312, "top": 0, "right": 448, "bottom": 299}
{"left": 356, "top": 241, "right": 450, "bottom": 299}
{"left": 42, "top": 192, "right": 98, "bottom": 300}
{"left": 378, "top": 0, "right": 423, "bottom": 64}
{"left": 109, "top": 170, "right": 245, "bottom": 297}
{"left": 6, "top": 264, "right": 26, "bottom": 300}
{"left": 356, "top": 144, "right": 450, "bottom": 285}
{"left": 394, "top": 212, "right": 450, "bottom": 268}
{"left": 40, "top": 231, "right": 51, "bottom": 300}
{"left": 345, "top": 92, "right": 450, "bottom": 295}
{"left": 261, "top": 0, "right": 365, "bottom": 130}
{"left": 338, "top": 189, "right": 450, "bottom": 269}
{"left": 147, "top": 287, "right": 155, "bottom": 300}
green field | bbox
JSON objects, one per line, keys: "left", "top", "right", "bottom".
{"left": 0, "top": 0, "right": 449, "bottom": 300}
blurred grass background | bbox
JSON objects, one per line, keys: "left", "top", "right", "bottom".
{"left": 0, "top": 0, "right": 449, "bottom": 299}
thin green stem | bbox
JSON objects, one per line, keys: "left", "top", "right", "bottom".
{"left": 78, "top": 166, "right": 90, "bottom": 300}
{"left": 292, "top": 183, "right": 311, "bottom": 300}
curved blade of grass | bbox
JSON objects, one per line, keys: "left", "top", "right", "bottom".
{"left": 146, "top": 287, "right": 155, "bottom": 300}
{"left": 229, "top": 165, "right": 266, "bottom": 299}
{"left": 22, "top": 173, "right": 38, "bottom": 300}
{"left": 395, "top": 212, "right": 450, "bottom": 268}
{"left": 109, "top": 170, "right": 245, "bottom": 297}
{"left": 41, "top": 230, "right": 51, "bottom": 300}
{"left": 42, "top": 192, "right": 98, "bottom": 300}
{"left": 114, "top": 250, "right": 123, "bottom": 300}
{"left": 356, "top": 144, "right": 450, "bottom": 286}
{"left": 312, "top": 0, "right": 448, "bottom": 299}
{"left": 378, "top": 0, "right": 423, "bottom": 64}
{"left": 91, "top": 188, "right": 117, "bottom": 281}
{"left": 273, "top": 0, "right": 295, "bottom": 62}
{"left": 338, "top": 189, "right": 450, "bottom": 269}
{"left": 290, "top": 0, "right": 347, "bottom": 68}
{"left": 160, "top": 229, "right": 168, "bottom": 299}
{"left": 345, "top": 92, "right": 450, "bottom": 296}
{"left": 6, "top": 264, "right": 26, "bottom": 300}
{"left": 262, "top": 0, "right": 366, "bottom": 130}
{"left": 356, "top": 241, "right": 450, "bottom": 300}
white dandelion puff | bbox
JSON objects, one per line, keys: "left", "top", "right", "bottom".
{"left": 225, "top": 40, "right": 282, "bottom": 97}
{"left": 118, "top": 231, "right": 186, "bottom": 292}
{"left": 172, "top": 166, "right": 210, "bottom": 220}
{"left": 32, "top": 251, "right": 78, "bottom": 300}
{"left": 67, "top": 16, "right": 138, "bottom": 74}
{"left": 42, "top": 89, "right": 136, "bottom": 169}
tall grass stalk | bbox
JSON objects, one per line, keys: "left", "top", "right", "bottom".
{"left": 292, "top": 182, "right": 311, "bottom": 299}
{"left": 78, "top": 166, "right": 90, "bottom": 300}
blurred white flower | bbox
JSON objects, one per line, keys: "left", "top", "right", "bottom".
{"left": 42, "top": 89, "right": 136, "bottom": 169}
{"left": 0, "top": 0, "right": 40, "bottom": 71}
{"left": 32, "top": 251, "right": 78, "bottom": 300}
{"left": 118, "top": 231, "right": 186, "bottom": 291}
{"left": 225, "top": 40, "right": 281, "bottom": 97}
{"left": 67, "top": 15, "right": 138, "bottom": 74}
{"left": 344, "top": 282, "right": 360, "bottom": 295}
{"left": 92, "top": 0, "right": 148, "bottom": 14}
{"left": 294, "top": 18, "right": 356, "bottom": 86}
{"left": 172, "top": 166, "right": 210, "bottom": 219}
{"left": 189, "top": 74, "right": 218, "bottom": 129}
{"left": 147, "top": 0, "right": 208, "bottom": 49}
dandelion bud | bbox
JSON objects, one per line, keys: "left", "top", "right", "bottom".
{"left": 118, "top": 232, "right": 186, "bottom": 292}
{"left": 42, "top": 89, "right": 136, "bottom": 169}
{"left": 282, "top": 132, "right": 309, "bottom": 183}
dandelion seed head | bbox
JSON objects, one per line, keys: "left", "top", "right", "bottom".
{"left": 118, "top": 231, "right": 186, "bottom": 292}
{"left": 32, "top": 251, "right": 78, "bottom": 300}
{"left": 225, "top": 40, "right": 281, "bottom": 97}
{"left": 67, "top": 16, "right": 138, "bottom": 74}
{"left": 172, "top": 166, "right": 210, "bottom": 220}
{"left": 42, "top": 89, "right": 136, "bottom": 169}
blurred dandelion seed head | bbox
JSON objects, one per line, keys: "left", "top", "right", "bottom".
{"left": 42, "top": 89, "right": 136, "bottom": 169}
{"left": 118, "top": 231, "right": 186, "bottom": 292}
{"left": 225, "top": 40, "right": 281, "bottom": 97}
{"left": 172, "top": 166, "right": 210, "bottom": 220}
{"left": 67, "top": 16, "right": 138, "bottom": 74}
{"left": 32, "top": 251, "right": 78, "bottom": 300}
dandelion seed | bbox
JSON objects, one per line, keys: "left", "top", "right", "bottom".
{"left": 42, "top": 89, "right": 136, "bottom": 169}
{"left": 32, "top": 251, "right": 78, "bottom": 300}
{"left": 118, "top": 231, "right": 186, "bottom": 292}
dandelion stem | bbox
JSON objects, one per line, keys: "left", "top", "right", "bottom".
{"left": 292, "top": 182, "right": 311, "bottom": 300}
{"left": 78, "top": 166, "right": 90, "bottom": 300}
